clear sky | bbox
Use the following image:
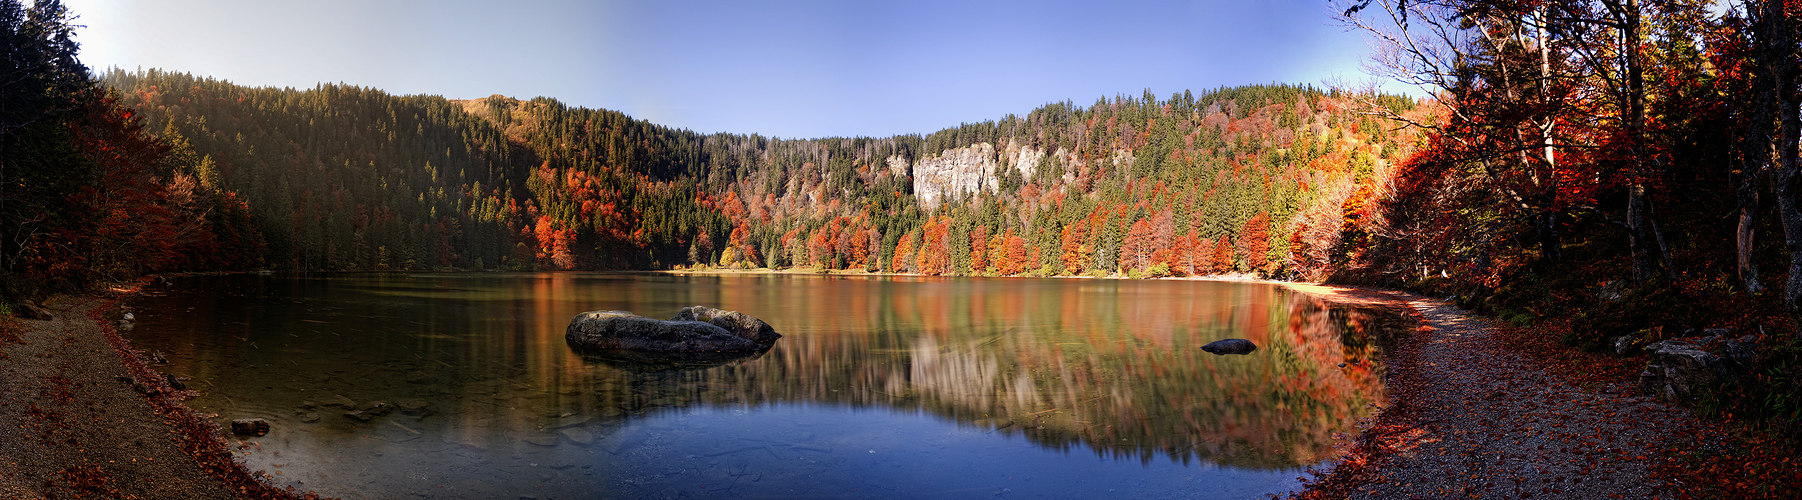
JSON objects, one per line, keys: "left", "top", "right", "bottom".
{"left": 62, "top": 0, "right": 1382, "bottom": 139}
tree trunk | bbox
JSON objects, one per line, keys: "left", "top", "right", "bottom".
{"left": 1738, "top": 175, "right": 1763, "bottom": 294}
{"left": 1538, "top": 7, "right": 1561, "bottom": 266}
{"left": 1622, "top": 0, "right": 1672, "bottom": 283}
{"left": 1737, "top": 0, "right": 1795, "bottom": 297}
{"left": 1775, "top": 38, "right": 1802, "bottom": 312}
{"left": 1749, "top": 0, "right": 1802, "bottom": 312}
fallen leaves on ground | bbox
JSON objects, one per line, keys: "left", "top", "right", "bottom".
{"left": 1283, "top": 286, "right": 1751, "bottom": 499}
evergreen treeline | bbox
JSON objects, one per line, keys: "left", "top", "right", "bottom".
{"left": 1, "top": 1, "right": 261, "bottom": 299}
{"left": 99, "top": 69, "right": 1422, "bottom": 281}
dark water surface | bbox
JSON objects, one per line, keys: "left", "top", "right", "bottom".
{"left": 123, "top": 273, "right": 1398, "bottom": 499}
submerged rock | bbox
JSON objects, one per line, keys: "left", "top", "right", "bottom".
{"left": 363, "top": 401, "right": 394, "bottom": 417}
{"left": 572, "top": 347, "right": 768, "bottom": 372}
{"left": 231, "top": 418, "right": 270, "bottom": 437}
{"left": 1201, "top": 338, "right": 1259, "bottom": 355}
{"left": 560, "top": 428, "right": 595, "bottom": 446}
{"left": 395, "top": 399, "right": 433, "bottom": 416}
{"left": 566, "top": 308, "right": 780, "bottom": 354}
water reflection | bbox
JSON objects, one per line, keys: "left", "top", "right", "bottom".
{"left": 125, "top": 273, "right": 1397, "bottom": 498}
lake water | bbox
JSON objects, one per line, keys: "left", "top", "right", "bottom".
{"left": 123, "top": 273, "right": 1398, "bottom": 499}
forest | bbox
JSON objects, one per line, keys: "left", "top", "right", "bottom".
{"left": 4, "top": 0, "right": 1802, "bottom": 441}
{"left": 93, "top": 68, "right": 1421, "bottom": 282}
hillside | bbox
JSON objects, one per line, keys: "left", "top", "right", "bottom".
{"left": 100, "top": 69, "right": 1427, "bottom": 278}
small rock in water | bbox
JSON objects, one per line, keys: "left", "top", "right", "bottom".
{"left": 523, "top": 434, "right": 559, "bottom": 447}
{"left": 1200, "top": 338, "right": 1258, "bottom": 355}
{"left": 164, "top": 373, "right": 187, "bottom": 391}
{"left": 150, "top": 350, "right": 169, "bottom": 364}
{"left": 552, "top": 413, "right": 591, "bottom": 429}
{"left": 298, "top": 412, "right": 321, "bottom": 424}
{"left": 231, "top": 418, "right": 270, "bottom": 436}
{"left": 344, "top": 410, "right": 374, "bottom": 422}
{"left": 363, "top": 401, "right": 394, "bottom": 416}
{"left": 560, "top": 428, "right": 595, "bottom": 446}
{"left": 121, "top": 312, "right": 135, "bottom": 321}
{"left": 395, "top": 399, "right": 433, "bottom": 416}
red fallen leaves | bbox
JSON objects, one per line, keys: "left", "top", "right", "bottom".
{"left": 1491, "top": 308, "right": 1802, "bottom": 496}
{"left": 57, "top": 462, "right": 113, "bottom": 497}
{"left": 1286, "top": 286, "right": 1747, "bottom": 498}
{"left": 89, "top": 283, "right": 324, "bottom": 500}
{"left": 0, "top": 316, "right": 22, "bottom": 346}
{"left": 1489, "top": 320, "right": 1642, "bottom": 388}
{"left": 1651, "top": 421, "right": 1802, "bottom": 499}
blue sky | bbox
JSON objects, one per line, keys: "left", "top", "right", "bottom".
{"left": 64, "top": 0, "right": 1382, "bottom": 139}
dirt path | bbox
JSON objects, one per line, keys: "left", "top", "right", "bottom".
{"left": 0, "top": 295, "right": 299, "bottom": 499}
{"left": 1286, "top": 284, "right": 1704, "bottom": 498}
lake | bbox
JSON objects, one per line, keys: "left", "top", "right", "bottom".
{"left": 122, "top": 273, "right": 1398, "bottom": 499}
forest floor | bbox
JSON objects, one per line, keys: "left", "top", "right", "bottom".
{"left": 0, "top": 293, "right": 300, "bottom": 499}
{"left": 1283, "top": 283, "right": 1726, "bottom": 498}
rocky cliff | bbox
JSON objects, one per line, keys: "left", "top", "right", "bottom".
{"left": 909, "top": 140, "right": 1058, "bottom": 208}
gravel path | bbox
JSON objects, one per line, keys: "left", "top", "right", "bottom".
{"left": 0, "top": 295, "right": 295, "bottom": 499}
{"left": 1286, "top": 284, "right": 1704, "bottom": 498}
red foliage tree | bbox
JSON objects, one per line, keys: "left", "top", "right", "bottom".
{"left": 1214, "top": 236, "right": 1235, "bottom": 274}
{"left": 727, "top": 222, "right": 759, "bottom": 266}
{"left": 1060, "top": 223, "right": 1089, "bottom": 274}
{"left": 1121, "top": 218, "right": 1154, "bottom": 272}
{"left": 891, "top": 230, "right": 918, "bottom": 273}
{"left": 807, "top": 224, "right": 834, "bottom": 268}
{"left": 996, "top": 230, "right": 1029, "bottom": 275}
{"left": 1239, "top": 213, "right": 1271, "bottom": 274}
{"left": 917, "top": 216, "right": 951, "bottom": 275}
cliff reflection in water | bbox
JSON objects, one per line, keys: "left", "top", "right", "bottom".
{"left": 576, "top": 275, "right": 1394, "bottom": 470}
{"left": 124, "top": 273, "right": 1396, "bottom": 497}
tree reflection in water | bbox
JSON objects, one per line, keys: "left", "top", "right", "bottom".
{"left": 126, "top": 273, "right": 1399, "bottom": 497}
{"left": 574, "top": 277, "right": 1395, "bottom": 470}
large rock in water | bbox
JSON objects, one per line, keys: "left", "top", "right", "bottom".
{"left": 672, "top": 306, "right": 782, "bottom": 344}
{"left": 1201, "top": 338, "right": 1258, "bottom": 355}
{"left": 566, "top": 308, "right": 778, "bottom": 353}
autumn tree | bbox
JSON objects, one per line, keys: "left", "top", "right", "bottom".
{"left": 996, "top": 229, "right": 1029, "bottom": 275}
{"left": 970, "top": 224, "right": 991, "bottom": 274}
{"left": 1213, "top": 236, "right": 1235, "bottom": 274}
{"left": 1239, "top": 212, "right": 1271, "bottom": 275}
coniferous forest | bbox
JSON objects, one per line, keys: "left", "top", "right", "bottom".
{"left": 9, "top": 0, "right": 1802, "bottom": 482}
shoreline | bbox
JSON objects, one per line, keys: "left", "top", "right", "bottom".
{"left": 11, "top": 271, "right": 1718, "bottom": 498}
{"left": 0, "top": 287, "right": 310, "bottom": 499}
{"left": 1276, "top": 283, "right": 1711, "bottom": 498}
